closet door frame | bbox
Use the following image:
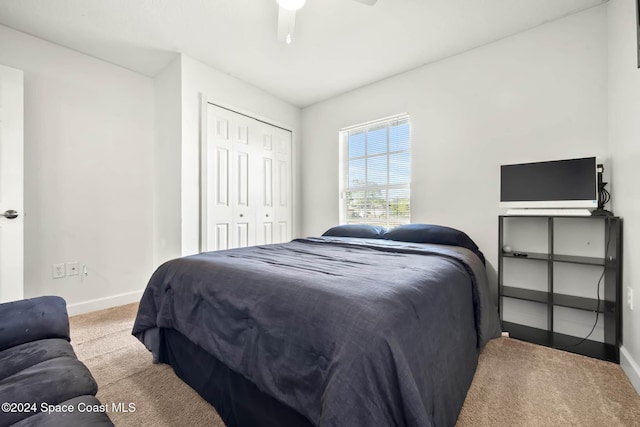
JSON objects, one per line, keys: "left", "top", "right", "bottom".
{"left": 199, "top": 94, "right": 294, "bottom": 252}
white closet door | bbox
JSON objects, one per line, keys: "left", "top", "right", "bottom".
{"left": 255, "top": 123, "right": 276, "bottom": 245}
{"left": 205, "top": 107, "right": 233, "bottom": 251}
{"left": 274, "top": 128, "right": 292, "bottom": 243}
{"left": 230, "top": 113, "right": 255, "bottom": 248}
{"left": 204, "top": 104, "right": 291, "bottom": 251}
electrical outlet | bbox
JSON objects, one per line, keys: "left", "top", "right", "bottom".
{"left": 628, "top": 287, "right": 634, "bottom": 311}
{"left": 52, "top": 263, "right": 65, "bottom": 279}
{"left": 67, "top": 262, "right": 79, "bottom": 276}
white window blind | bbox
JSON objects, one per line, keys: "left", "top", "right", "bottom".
{"left": 341, "top": 115, "right": 411, "bottom": 228}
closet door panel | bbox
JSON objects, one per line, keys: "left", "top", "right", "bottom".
{"left": 215, "top": 224, "right": 229, "bottom": 250}
{"left": 236, "top": 151, "right": 249, "bottom": 207}
{"left": 236, "top": 222, "right": 249, "bottom": 248}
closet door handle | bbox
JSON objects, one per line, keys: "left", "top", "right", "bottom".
{"left": 1, "top": 210, "right": 18, "bottom": 219}
{"left": 265, "top": 214, "right": 269, "bottom": 218}
{"left": 239, "top": 214, "right": 244, "bottom": 218}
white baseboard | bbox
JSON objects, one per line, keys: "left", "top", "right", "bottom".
{"left": 620, "top": 346, "right": 640, "bottom": 395}
{"left": 66, "top": 290, "right": 144, "bottom": 316}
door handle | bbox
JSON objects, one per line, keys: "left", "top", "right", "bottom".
{"left": 1, "top": 210, "right": 18, "bottom": 219}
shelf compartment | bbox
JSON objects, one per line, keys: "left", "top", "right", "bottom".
{"left": 502, "top": 298, "right": 548, "bottom": 330}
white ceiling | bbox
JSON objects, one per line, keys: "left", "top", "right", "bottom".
{"left": 0, "top": 0, "right": 606, "bottom": 107}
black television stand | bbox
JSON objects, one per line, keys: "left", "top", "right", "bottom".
{"left": 498, "top": 214, "right": 622, "bottom": 362}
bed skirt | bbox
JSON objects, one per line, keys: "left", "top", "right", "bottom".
{"left": 158, "top": 327, "right": 315, "bottom": 427}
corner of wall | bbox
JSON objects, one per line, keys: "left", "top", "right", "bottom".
{"left": 153, "top": 54, "right": 183, "bottom": 267}
{"left": 607, "top": 0, "right": 640, "bottom": 393}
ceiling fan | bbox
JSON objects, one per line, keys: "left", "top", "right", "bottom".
{"left": 277, "top": 0, "right": 378, "bottom": 45}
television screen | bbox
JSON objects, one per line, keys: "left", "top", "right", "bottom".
{"left": 500, "top": 157, "right": 597, "bottom": 209}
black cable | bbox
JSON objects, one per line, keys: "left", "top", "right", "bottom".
{"left": 597, "top": 162, "right": 611, "bottom": 211}
{"left": 564, "top": 270, "right": 604, "bottom": 348}
{"left": 598, "top": 181, "right": 611, "bottom": 210}
{"left": 563, "top": 220, "right": 612, "bottom": 348}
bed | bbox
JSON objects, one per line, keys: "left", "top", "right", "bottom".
{"left": 132, "top": 224, "right": 501, "bottom": 427}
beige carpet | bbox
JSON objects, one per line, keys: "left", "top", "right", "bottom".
{"left": 69, "top": 303, "right": 223, "bottom": 426}
{"left": 70, "top": 303, "right": 640, "bottom": 427}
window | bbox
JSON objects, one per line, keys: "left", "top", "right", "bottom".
{"left": 340, "top": 115, "right": 411, "bottom": 228}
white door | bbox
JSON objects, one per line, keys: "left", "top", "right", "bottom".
{"left": 203, "top": 103, "right": 292, "bottom": 251}
{"left": 274, "top": 128, "right": 292, "bottom": 243}
{"left": 0, "top": 64, "right": 24, "bottom": 303}
{"left": 255, "top": 123, "right": 276, "bottom": 245}
{"left": 253, "top": 124, "right": 292, "bottom": 245}
{"left": 204, "top": 106, "right": 257, "bottom": 250}
{"left": 205, "top": 107, "right": 233, "bottom": 250}
{"left": 230, "top": 113, "right": 255, "bottom": 248}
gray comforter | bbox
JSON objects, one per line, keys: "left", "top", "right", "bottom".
{"left": 133, "top": 237, "right": 501, "bottom": 427}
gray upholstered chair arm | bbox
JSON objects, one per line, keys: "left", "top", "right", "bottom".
{"left": 0, "top": 296, "right": 70, "bottom": 351}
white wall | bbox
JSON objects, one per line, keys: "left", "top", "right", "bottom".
{"left": 179, "top": 55, "right": 302, "bottom": 256}
{"left": 607, "top": 0, "right": 640, "bottom": 393}
{"left": 301, "top": 6, "right": 608, "bottom": 297}
{"left": 0, "top": 24, "right": 155, "bottom": 314}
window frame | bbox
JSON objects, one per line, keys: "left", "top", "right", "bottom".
{"left": 339, "top": 114, "right": 411, "bottom": 228}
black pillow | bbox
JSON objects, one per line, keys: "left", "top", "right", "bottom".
{"left": 383, "top": 223, "right": 479, "bottom": 252}
{"left": 322, "top": 224, "right": 387, "bottom": 239}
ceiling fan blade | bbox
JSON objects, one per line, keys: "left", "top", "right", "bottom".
{"left": 351, "top": 0, "right": 377, "bottom": 5}
{"left": 277, "top": 7, "right": 297, "bottom": 44}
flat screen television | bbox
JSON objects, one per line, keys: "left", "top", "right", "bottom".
{"left": 500, "top": 157, "right": 598, "bottom": 213}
